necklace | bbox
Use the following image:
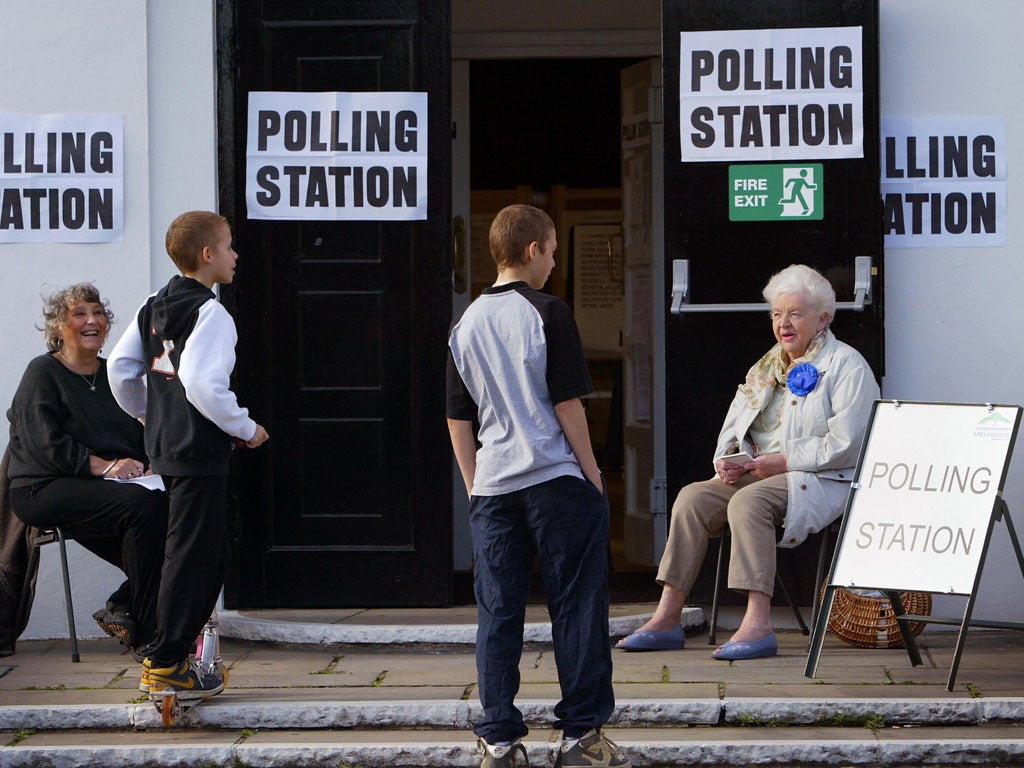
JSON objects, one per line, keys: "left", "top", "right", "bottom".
{"left": 57, "top": 351, "right": 99, "bottom": 391}
{"left": 757, "top": 389, "right": 786, "bottom": 432}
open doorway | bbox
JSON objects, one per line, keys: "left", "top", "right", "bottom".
{"left": 453, "top": 57, "right": 657, "bottom": 602}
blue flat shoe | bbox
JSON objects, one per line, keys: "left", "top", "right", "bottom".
{"left": 711, "top": 631, "right": 778, "bottom": 660}
{"left": 616, "top": 625, "right": 685, "bottom": 651}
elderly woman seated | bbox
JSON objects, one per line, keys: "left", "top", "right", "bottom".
{"left": 6, "top": 283, "right": 167, "bottom": 661}
{"left": 618, "top": 264, "right": 879, "bottom": 660}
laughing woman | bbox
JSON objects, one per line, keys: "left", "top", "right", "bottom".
{"left": 617, "top": 264, "right": 879, "bottom": 660}
{"left": 6, "top": 283, "right": 167, "bottom": 660}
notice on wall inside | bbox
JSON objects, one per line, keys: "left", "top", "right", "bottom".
{"left": 572, "top": 223, "right": 624, "bottom": 354}
{"left": 882, "top": 118, "right": 1006, "bottom": 248}
{"left": 679, "top": 26, "right": 863, "bottom": 162}
{"left": 246, "top": 91, "right": 427, "bottom": 221}
{"left": 830, "top": 401, "right": 1020, "bottom": 595}
{"left": 0, "top": 113, "right": 123, "bottom": 243}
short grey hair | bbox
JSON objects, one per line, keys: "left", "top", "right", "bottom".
{"left": 762, "top": 264, "right": 836, "bottom": 321}
{"left": 40, "top": 283, "right": 114, "bottom": 352}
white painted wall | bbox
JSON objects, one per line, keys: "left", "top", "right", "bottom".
{"left": 4, "top": 0, "right": 218, "bottom": 641}
{"left": 879, "top": 0, "right": 1024, "bottom": 623}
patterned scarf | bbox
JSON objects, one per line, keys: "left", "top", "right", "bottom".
{"left": 739, "top": 330, "right": 828, "bottom": 411}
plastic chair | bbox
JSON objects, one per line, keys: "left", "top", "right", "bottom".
{"left": 707, "top": 521, "right": 836, "bottom": 646}
{"left": 28, "top": 527, "right": 80, "bottom": 662}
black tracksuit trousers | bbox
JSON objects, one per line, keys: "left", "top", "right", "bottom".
{"left": 147, "top": 475, "right": 229, "bottom": 667}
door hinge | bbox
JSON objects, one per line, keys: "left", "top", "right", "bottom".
{"left": 648, "top": 85, "right": 664, "bottom": 125}
{"left": 650, "top": 477, "right": 668, "bottom": 518}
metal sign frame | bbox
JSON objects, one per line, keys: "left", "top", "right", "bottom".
{"left": 805, "top": 400, "right": 1024, "bottom": 691}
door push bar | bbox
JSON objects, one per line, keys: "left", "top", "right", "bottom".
{"left": 670, "top": 256, "right": 873, "bottom": 315}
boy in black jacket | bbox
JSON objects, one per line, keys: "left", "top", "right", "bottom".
{"left": 108, "top": 210, "right": 269, "bottom": 697}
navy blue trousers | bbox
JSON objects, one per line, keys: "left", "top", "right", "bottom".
{"left": 470, "top": 473, "right": 614, "bottom": 743}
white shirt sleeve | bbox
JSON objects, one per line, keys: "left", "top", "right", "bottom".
{"left": 177, "top": 300, "right": 258, "bottom": 442}
{"left": 107, "top": 299, "right": 152, "bottom": 421}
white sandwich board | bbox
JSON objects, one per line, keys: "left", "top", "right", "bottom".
{"left": 806, "top": 401, "right": 1023, "bottom": 690}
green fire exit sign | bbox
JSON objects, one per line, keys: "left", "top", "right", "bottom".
{"left": 728, "top": 164, "right": 823, "bottom": 221}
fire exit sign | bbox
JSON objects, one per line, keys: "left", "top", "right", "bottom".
{"left": 728, "top": 164, "right": 824, "bottom": 221}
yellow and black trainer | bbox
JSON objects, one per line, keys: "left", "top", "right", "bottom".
{"left": 147, "top": 660, "right": 223, "bottom": 701}
{"left": 139, "top": 658, "right": 152, "bottom": 693}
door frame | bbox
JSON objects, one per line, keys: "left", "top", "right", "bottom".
{"left": 449, "top": 27, "right": 668, "bottom": 572}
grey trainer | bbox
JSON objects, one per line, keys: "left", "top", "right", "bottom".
{"left": 479, "top": 737, "right": 529, "bottom": 768}
{"left": 555, "top": 729, "right": 630, "bottom": 768}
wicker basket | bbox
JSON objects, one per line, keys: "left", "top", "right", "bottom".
{"left": 826, "top": 587, "right": 932, "bottom": 648}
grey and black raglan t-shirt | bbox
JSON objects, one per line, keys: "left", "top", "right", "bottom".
{"left": 446, "top": 281, "right": 593, "bottom": 496}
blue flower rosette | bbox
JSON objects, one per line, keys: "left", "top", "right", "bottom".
{"left": 787, "top": 363, "right": 819, "bottom": 396}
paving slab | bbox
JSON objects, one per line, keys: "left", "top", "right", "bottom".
{"left": 0, "top": 674, "right": 126, "bottom": 691}
{"left": 226, "top": 685, "right": 469, "bottom": 702}
{"left": 0, "top": 689, "right": 138, "bottom": 706}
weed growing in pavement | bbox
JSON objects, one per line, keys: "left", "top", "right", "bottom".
{"left": 812, "top": 712, "right": 856, "bottom": 727}
{"left": 311, "top": 656, "right": 342, "bottom": 674}
{"left": 371, "top": 671, "right": 387, "bottom": 687}
{"left": 966, "top": 683, "right": 982, "bottom": 698}
{"left": 5, "top": 728, "right": 35, "bottom": 746}
{"left": 238, "top": 728, "right": 256, "bottom": 739}
{"left": 661, "top": 665, "right": 670, "bottom": 683}
{"left": 726, "top": 713, "right": 794, "bottom": 727}
{"left": 864, "top": 714, "right": 886, "bottom": 730}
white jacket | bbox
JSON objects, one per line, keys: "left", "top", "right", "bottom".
{"left": 714, "top": 332, "right": 880, "bottom": 548}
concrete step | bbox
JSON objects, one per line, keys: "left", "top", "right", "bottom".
{"left": 217, "top": 605, "right": 706, "bottom": 645}
{"left": 4, "top": 725, "right": 1024, "bottom": 767}
{"left": 4, "top": 693, "right": 1024, "bottom": 732}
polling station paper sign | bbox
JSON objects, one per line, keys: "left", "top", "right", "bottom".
{"left": 882, "top": 117, "right": 1006, "bottom": 248}
{"left": 0, "top": 113, "right": 123, "bottom": 243}
{"left": 679, "top": 26, "right": 863, "bottom": 162}
{"left": 830, "top": 402, "right": 1021, "bottom": 596}
{"left": 246, "top": 91, "right": 427, "bottom": 221}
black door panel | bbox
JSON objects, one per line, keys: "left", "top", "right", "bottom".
{"left": 662, "top": 0, "right": 882, "bottom": 605}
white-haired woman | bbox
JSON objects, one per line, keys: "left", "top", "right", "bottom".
{"left": 6, "top": 283, "right": 167, "bottom": 660}
{"left": 618, "top": 264, "right": 879, "bottom": 659}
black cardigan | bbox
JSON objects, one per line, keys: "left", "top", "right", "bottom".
{"left": 6, "top": 354, "right": 146, "bottom": 487}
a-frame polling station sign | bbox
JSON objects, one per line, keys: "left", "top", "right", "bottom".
{"left": 806, "top": 401, "right": 1023, "bottom": 690}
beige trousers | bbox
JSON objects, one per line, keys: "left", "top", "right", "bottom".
{"left": 656, "top": 473, "right": 788, "bottom": 598}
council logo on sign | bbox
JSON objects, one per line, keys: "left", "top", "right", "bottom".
{"left": 974, "top": 411, "right": 1012, "bottom": 441}
{"left": 728, "top": 163, "right": 823, "bottom": 221}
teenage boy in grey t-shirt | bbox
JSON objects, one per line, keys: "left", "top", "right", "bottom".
{"left": 447, "top": 204, "right": 630, "bottom": 768}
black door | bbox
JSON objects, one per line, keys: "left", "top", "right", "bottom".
{"left": 661, "top": 0, "right": 883, "bottom": 603}
{"left": 218, "top": 0, "right": 452, "bottom": 607}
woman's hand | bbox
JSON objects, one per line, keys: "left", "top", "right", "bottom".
{"left": 714, "top": 459, "right": 748, "bottom": 485}
{"left": 91, "top": 456, "right": 146, "bottom": 480}
{"left": 747, "top": 453, "right": 788, "bottom": 480}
